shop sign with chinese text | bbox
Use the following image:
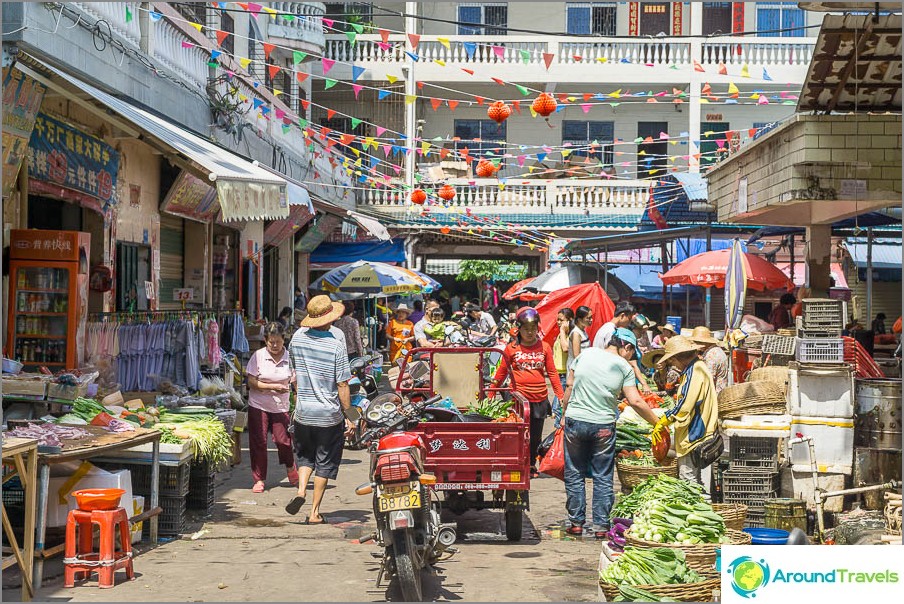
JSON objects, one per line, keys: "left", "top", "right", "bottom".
{"left": 2, "top": 69, "right": 46, "bottom": 198}
{"left": 27, "top": 112, "right": 120, "bottom": 205}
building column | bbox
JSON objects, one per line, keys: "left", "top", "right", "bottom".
{"left": 805, "top": 225, "right": 833, "bottom": 298}
{"left": 278, "top": 235, "right": 294, "bottom": 312}
{"left": 687, "top": 2, "right": 703, "bottom": 174}
{"left": 403, "top": 2, "right": 417, "bottom": 196}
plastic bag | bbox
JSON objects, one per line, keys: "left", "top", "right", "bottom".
{"left": 537, "top": 429, "right": 557, "bottom": 459}
{"left": 538, "top": 427, "right": 565, "bottom": 481}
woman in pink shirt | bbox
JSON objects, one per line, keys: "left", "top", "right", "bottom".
{"left": 246, "top": 322, "right": 297, "bottom": 492}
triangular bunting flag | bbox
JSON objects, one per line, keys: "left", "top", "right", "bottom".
{"left": 301, "top": 99, "right": 310, "bottom": 111}
{"left": 718, "top": 62, "right": 727, "bottom": 75}
{"left": 405, "top": 94, "right": 416, "bottom": 105}
{"left": 322, "top": 58, "right": 335, "bottom": 73}
{"left": 252, "top": 98, "right": 264, "bottom": 110}
{"left": 741, "top": 63, "right": 750, "bottom": 78}
{"left": 580, "top": 103, "right": 591, "bottom": 114}
{"left": 387, "top": 75, "right": 398, "bottom": 84}
{"left": 475, "top": 96, "right": 484, "bottom": 106}
{"left": 292, "top": 50, "right": 307, "bottom": 65}
{"left": 434, "top": 59, "right": 445, "bottom": 66}
{"left": 408, "top": 33, "right": 420, "bottom": 48}
{"left": 379, "top": 29, "right": 390, "bottom": 43}
{"left": 345, "top": 31, "right": 357, "bottom": 45}
{"left": 351, "top": 84, "right": 363, "bottom": 99}
{"left": 296, "top": 71, "right": 309, "bottom": 84}
{"left": 350, "top": 22, "right": 364, "bottom": 34}
{"left": 327, "top": 109, "right": 336, "bottom": 120}
{"left": 268, "top": 64, "right": 280, "bottom": 80}
{"left": 762, "top": 68, "right": 772, "bottom": 81}
{"left": 430, "top": 98, "right": 442, "bottom": 111}
{"left": 216, "top": 29, "right": 229, "bottom": 46}
{"left": 405, "top": 51, "right": 419, "bottom": 62}
{"left": 512, "top": 100, "right": 521, "bottom": 114}
{"left": 447, "top": 100, "right": 459, "bottom": 112}
{"left": 461, "top": 68, "right": 474, "bottom": 75}
{"left": 701, "top": 83, "right": 712, "bottom": 95}
{"left": 322, "top": 18, "right": 334, "bottom": 28}
{"left": 438, "top": 37, "right": 450, "bottom": 49}
{"left": 324, "top": 78, "right": 338, "bottom": 89}
{"left": 378, "top": 89, "right": 391, "bottom": 100}
{"left": 239, "top": 57, "right": 252, "bottom": 69}
{"left": 376, "top": 126, "right": 387, "bottom": 136}
{"left": 727, "top": 82, "right": 739, "bottom": 96}
{"left": 491, "top": 77, "right": 505, "bottom": 86}
{"left": 262, "top": 42, "right": 275, "bottom": 59}
{"left": 352, "top": 65, "right": 365, "bottom": 81}
{"left": 463, "top": 42, "right": 477, "bottom": 59}
{"left": 757, "top": 95, "right": 769, "bottom": 105}
{"left": 543, "top": 53, "right": 555, "bottom": 70}
{"left": 492, "top": 46, "right": 505, "bottom": 60}
{"left": 693, "top": 60, "right": 705, "bottom": 72}
{"left": 514, "top": 84, "right": 530, "bottom": 96}
{"left": 520, "top": 49, "right": 530, "bottom": 64}
{"left": 189, "top": 21, "right": 203, "bottom": 32}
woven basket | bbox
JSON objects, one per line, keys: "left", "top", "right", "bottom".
{"left": 885, "top": 497, "right": 902, "bottom": 536}
{"left": 743, "top": 334, "right": 764, "bottom": 349}
{"left": 712, "top": 503, "right": 749, "bottom": 531}
{"left": 616, "top": 459, "right": 678, "bottom": 492}
{"left": 625, "top": 528, "right": 752, "bottom": 571}
{"left": 718, "top": 381, "right": 787, "bottom": 419}
{"left": 599, "top": 576, "right": 721, "bottom": 602}
{"left": 747, "top": 366, "right": 791, "bottom": 395}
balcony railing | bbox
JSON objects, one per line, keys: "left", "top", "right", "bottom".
{"left": 359, "top": 179, "right": 650, "bottom": 217}
{"left": 324, "top": 34, "right": 816, "bottom": 74}
{"left": 73, "top": 2, "right": 142, "bottom": 48}
{"left": 152, "top": 16, "right": 210, "bottom": 90}
{"left": 266, "top": 2, "right": 326, "bottom": 50}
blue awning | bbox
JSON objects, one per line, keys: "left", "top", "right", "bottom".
{"left": 675, "top": 238, "right": 742, "bottom": 263}
{"left": 845, "top": 242, "right": 903, "bottom": 269}
{"left": 310, "top": 240, "right": 405, "bottom": 265}
{"left": 610, "top": 264, "right": 697, "bottom": 300}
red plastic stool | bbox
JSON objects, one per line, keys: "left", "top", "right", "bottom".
{"left": 64, "top": 507, "right": 135, "bottom": 589}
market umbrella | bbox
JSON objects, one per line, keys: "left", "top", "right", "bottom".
{"left": 502, "top": 277, "right": 536, "bottom": 301}
{"left": 310, "top": 260, "right": 429, "bottom": 295}
{"left": 523, "top": 264, "right": 632, "bottom": 301}
{"left": 398, "top": 267, "right": 441, "bottom": 292}
{"left": 534, "top": 282, "right": 616, "bottom": 348}
{"left": 659, "top": 248, "right": 794, "bottom": 292}
{"left": 724, "top": 239, "right": 748, "bottom": 331}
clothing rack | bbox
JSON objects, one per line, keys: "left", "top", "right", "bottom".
{"left": 88, "top": 309, "right": 244, "bottom": 321}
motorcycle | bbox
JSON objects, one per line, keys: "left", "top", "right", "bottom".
{"left": 350, "top": 353, "right": 382, "bottom": 400}
{"left": 353, "top": 392, "right": 456, "bottom": 602}
{"left": 343, "top": 376, "right": 372, "bottom": 450}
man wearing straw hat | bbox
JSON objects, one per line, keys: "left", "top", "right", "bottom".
{"left": 285, "top": 295, "right": 354, "bottom": 523}
{"left": 690, "top": 326, "right": 729, "bottom": 394}
{"left": 649, "top": 336, "right": 720, "bottom": 492}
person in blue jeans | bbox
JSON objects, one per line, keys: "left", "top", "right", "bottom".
{"left": 561, "top": 328, "right": 661, "bottom": 538}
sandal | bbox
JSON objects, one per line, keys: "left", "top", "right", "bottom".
{"left": 287, "top": 466, "right": 299, "bottom": 488}
{"left": 285, "top": 495, "right": 306, "bottom": 515}
{"left": 565, "top": 524, "right": 584, "bottom": 536}
{"left": 252, "top": 481, "right": 265, "bottom": 493}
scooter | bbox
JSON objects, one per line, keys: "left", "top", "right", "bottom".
{"left": 353, "top": 393, "right": 456, "bottom": 602}
{"left": 350, "top": 353, "right": 382, "bottom": 400}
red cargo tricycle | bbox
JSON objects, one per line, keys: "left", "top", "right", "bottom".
{"left": 393, "top": 347, "right": 531, "bottom": 541}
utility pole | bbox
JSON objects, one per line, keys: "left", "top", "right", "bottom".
{"left": 403, "top": 2, "right": 417, "bottom": 268}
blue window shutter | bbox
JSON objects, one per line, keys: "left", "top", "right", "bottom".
{"left": 567, "top": 5, "right": 592, "bottom": 35}
{"left": 458, "top": 6, "right": 482, "bottom": 35}
{"left": 757, "top": 5, "right": 780, "bottom": 37}
{"left": 589, "top": 121, "right": 615, "bottom": 142}
{"left": 782, "top": 7, "right": 805, "bottom": 37}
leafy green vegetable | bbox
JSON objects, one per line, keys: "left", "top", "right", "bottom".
{"left": 611, "top": 474, "right": 706, "bottom": 519}
{"left": 600, "top": 547, "right": 703, "bottom": 586}
{"left": 466, "top": 397, "right": 512, "bottom": 419}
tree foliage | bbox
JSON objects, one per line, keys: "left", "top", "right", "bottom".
{"left": 456, "top": 260, "right": 503, "bottom": 282}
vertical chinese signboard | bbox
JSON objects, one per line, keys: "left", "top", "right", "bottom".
{"left": 27, "top": 112, "right": 120, "bottom": 209}
{"left": 2, "top": 69, "right": 46, "bottom": 198}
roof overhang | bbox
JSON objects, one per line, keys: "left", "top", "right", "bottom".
{"left": 723, "top": 197, "right": 896, "bottom": 226}
{"left": 564, "top": 225, "right": 711, "bottom": 255}
{"left": 17, "top": 56, "right": 289, "bottom": 222}
{"left": 797, "top": 13, "right": 902, "bottom": 113}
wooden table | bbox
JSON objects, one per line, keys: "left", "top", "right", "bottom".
{"left": 26, "top": 426, "right": 161, "bottom": 590}
{"left": 3, "top": 437, "right": 39, "bottom": 601}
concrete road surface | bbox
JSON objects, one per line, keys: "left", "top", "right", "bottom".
{"left": 6, "top": 419, "right": 605, "bottom": 602}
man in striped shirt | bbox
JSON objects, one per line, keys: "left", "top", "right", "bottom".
{"left": 285, "top": 295, "right": 353, "bottom": 524}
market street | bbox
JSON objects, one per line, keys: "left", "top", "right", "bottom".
{"left": 14, "top": 421, "right": 604, "bottom": 602}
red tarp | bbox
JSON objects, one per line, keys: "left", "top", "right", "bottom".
{"left": 534, "top": 282, "right": 615, "bottom": 347}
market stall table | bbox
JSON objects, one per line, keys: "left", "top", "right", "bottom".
{"left": 26, "top": 425, "right": 161, "bottom": 590}
{"left": 2, "top": 437, "right": 39, "bottom": 601}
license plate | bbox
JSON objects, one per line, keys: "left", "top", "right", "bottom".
{"left": 378, "top": 488, "right": 421, "bottom": 512}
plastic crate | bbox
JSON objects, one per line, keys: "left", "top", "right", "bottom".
{"left": 728, "top": 436, "right": 780, "bottom": 470}
{"left": 186, "top": 481, "right": 215, "bottom": 513}
{"left": 2, "top": 476, "right": 25, "bottom": 507}
{"left": 795, "top": 317, "right": 841, "bottom": 339}
{"left": 744, "top": 511, "right": 766, "bottom": 528}
{"left": 801, "top": 299, "right": 846, "bottom": 330}
{"left": 796, "top": 338, "right": 845, "bottom": 364}
{"left": 143, "top": 495, "right": 187, "bottom": 537}
{"left": 762, "top": 334, "right": 797, "bottom": 356}
{"left": 189, "top": 460, "right": 215, "bottom": 478}
{"left": 97, "top": 461, "right": 191, "bottom": 497}
{"left": 723, "top": 469, "right": 779, "bottom": 508}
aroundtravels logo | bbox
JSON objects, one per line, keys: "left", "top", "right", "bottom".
{"left": 726, "top": 556, "right": 771, "bottom": 598}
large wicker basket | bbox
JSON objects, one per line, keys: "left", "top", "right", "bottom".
{"left": 712, "top": 503, "right": 749, "bottom": 531}
{"left": 718, "top": 381, "right": 787, "bottom": 419}
{"left": 747, "top": 366, "right": 791, "bottom": 396}
{"left": 625, "top": 528, "right": 752, "bottom": 571}
{"left": 599, "top": 576, "right": 721, "bottom": 603}
{"left": 616, "top": 459, "right": 678, "bottom": 492}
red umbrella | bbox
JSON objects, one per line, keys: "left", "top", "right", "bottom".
{"left": 502, "top": 277, "right": 547, "bottom": 302}
{"left": 534, "top": 282, "right": 616, "bottom": 347}
{"left": 659, "top": 249, "right": 794, "bottom": 292}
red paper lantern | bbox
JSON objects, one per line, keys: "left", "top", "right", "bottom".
{"left": 410, "top": 189, "right": 427, "bottom": 205}
{"left": 438, "top": 184, "right": 456, "bottom": 201}
{"left": 487, "top": 101, "right": 512, "bottom": 125}
{"left": 475, "top": 159, "right": 499, "bottom": 178}
{"left": 531, "top": 92, "right": 557, "bottom": 117}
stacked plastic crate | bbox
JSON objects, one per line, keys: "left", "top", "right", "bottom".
{"left": 722, "top": 431, "right": 783, "bottom": 528}
{"left": 786, "top": 299, "right": 855, "bottom": 512}
{"left": 186, "top": 460, "right": 216, "bottom": 515}
{"left": 96, "top": 461, "right": 191, "bottom": 537}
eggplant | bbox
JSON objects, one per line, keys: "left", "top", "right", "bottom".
{"left": 612, "top": 517, "right": 634, "bottom": 528}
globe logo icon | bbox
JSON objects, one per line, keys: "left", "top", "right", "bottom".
{"left": 727, "top": 556, "right": 771, "bottom": 598}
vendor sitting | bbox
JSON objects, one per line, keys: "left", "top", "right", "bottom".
{"left": 421, "top": 307, "right": 448, "bottom": 346}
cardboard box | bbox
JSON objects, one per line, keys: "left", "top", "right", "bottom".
{"left": 2, "top": 377, "right": 48, "bottom": 398}
{"left": 130, "top": 496, "right": 144, "bottom": 544}
{"left": 45, "top": 463, "right": 133, "bottom": 528}
{"left": 47, "top": 382, "right": 89, "bottom": 401}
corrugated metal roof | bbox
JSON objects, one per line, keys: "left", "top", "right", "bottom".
{"left": 845, "top": 242, "right": 903, "bottom": 269}
{"left": 798, "top": 13, "right": 902, "bottom": 112}
{"left": 672, "top": 173, "right": 709, "bottom": 202}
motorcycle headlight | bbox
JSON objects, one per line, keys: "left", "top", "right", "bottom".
{"left": 366, "top": 408, "right": 383, "bottom": 422}
{"left": 379, "top": 401, "right": 397, "bottom": 415}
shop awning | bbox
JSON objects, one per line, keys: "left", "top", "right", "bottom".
{"left": 565, "top": 226, "right": 711, "bottom": 255}
{"left": 20, "top": 59, "right": 288, "bottom": 222}
{"left": 310, "top": 240, "right": 405, "bottom": 266}
{"left": 845, "top": 242, "right": 903, "bottom": 270}
{"left": 610, "top": 264, "right": 695, "bottom": 300}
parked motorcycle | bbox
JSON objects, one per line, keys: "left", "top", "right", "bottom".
{"left": 353, "top": 392, "right": 456, "bottom": 602}
{"left": 350, "top": 353, "right": 382, "bottom": 400}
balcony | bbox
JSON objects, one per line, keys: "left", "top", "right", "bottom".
{"left": 358, "top": 179, "right": 650, "bottom": 229}
{"left": 322, "top": 34, "right": 815, "bottom": 85}
{"left": 265, "top": 2, "right": 326, "bottom": 55}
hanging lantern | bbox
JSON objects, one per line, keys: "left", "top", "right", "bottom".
{"left": 487, "top": 100, "right": 512, "bottom": 125}
{"left": 475, "top": 159, "right": 499, "bottom": 178}
{"left": 531, "top": 92, "right": 558, "bottom": 128}
{"left": 438, "top": 184, "right": 456, "bottom": 201}
{"left": 410, "top": 189, "right": 427, "bottom": 205}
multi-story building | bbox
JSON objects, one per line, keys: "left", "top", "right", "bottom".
{"left": 2, "top": 2, "right": 354, "bottom": 324}
{"left": 297, "top": 1, "right": 823, "bottom": 274}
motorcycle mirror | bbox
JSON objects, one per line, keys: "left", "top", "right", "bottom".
{"left": 343, "top": 406, "right": 362, "bottom": 422}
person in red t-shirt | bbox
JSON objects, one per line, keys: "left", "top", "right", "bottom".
{"left": 492, "top": 307, "right": 566, "bottom": 478}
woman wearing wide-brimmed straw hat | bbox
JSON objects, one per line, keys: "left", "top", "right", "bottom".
{"left": 649, "top": 336, "right": 719, "bottom": 492}
{"left": 651, "top": 322, "right": 677, "bottom": 349}
{"left": 640, "top": 348, "right": 680, "bottom": 394}
{"left": 386, "top": 303, "right": 415, "bottom": 363}
{"left": 690, "top": 326, "right": 729, "bottom": 394}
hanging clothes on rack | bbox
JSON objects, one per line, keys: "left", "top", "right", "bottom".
{"left": 219, "top": 313, "right": 249, "bottom": 354}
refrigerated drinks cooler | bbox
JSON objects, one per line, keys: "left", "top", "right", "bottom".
{"left": 7, "top": 229, "right": 90, "bottom": 372}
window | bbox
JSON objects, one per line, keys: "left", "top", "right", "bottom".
{"left": 247, "top": 22, "right": 264, "bottom": 82}
{"left": 702, "top": 2, "right": 732, "bottom": 36}
{"left": 561, "top": 121, "right": 615, "bottom": 166}
{"left": 566, "top": 3, "right": 616, "bottom": 36}
{"left": 458, "top": 4, "right": 508, "bottom": 35}
{"left": 453, "top": 119, "right": 507, "bottom": 167}
{"left": 324, "top": 3, "right": 373, "bottom": 32}
{"left": 756, "top": 2, "right": 805, "bottom": 37}
{"left": 219, "top": 10, "right": 234, "bottom": 56}
{"left": 175, "top": 3, "right": 207, "bottom": 26}
{"left": 752, "top": 121, "right": 779, "bottom": 140}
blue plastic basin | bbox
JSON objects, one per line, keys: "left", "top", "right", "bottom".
{"left": 743, "top": 527, "right": 790, "bottom": 545}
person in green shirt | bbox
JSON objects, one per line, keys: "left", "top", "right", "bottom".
{"left": 561, "top": 328, "right": 660, "bottom": 538}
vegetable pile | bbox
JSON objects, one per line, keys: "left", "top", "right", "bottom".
{"left": 615, "top": 421, "right": 652, "bottom": 454}
{"left": 154, "top": 408, "right": 232, "bottom": 465}
{"left": 630, "top": 500, "right": 727, "bottom": 545}
{"left": 611, "top": 474, "right": 705, "bottom": 519}
{"left": 605, "top": 517, "right": 632, "bottom": 552}
{"left": 467, "top": 398, "right": 513, "bottom": 420}
{"left": 613, "top": 585, "right": 678, "bottom": 602}
{"left": 599, "top": 547, "right": 704, "bottom": 586}
{"left": 617, "top": 450, "right": 662, "bottom": 467}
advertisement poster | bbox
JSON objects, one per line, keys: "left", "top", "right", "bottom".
{"left": 2, "top": 69, "right": 46, "bottom": 198}
{"left": 161, "top": 170, "right": 220, "bottom": 222}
